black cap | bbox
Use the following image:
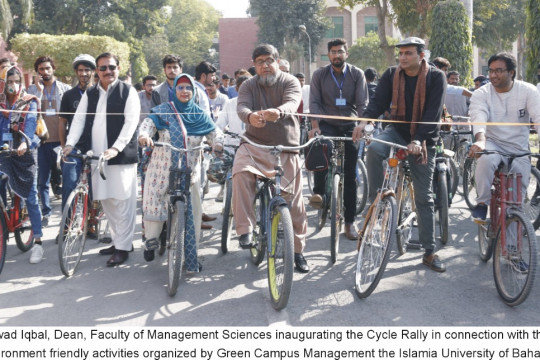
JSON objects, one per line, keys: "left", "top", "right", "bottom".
{"left": 395, "top": 37, "right": 425, "bottom": 48}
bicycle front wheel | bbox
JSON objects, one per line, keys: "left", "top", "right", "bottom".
{"left": 0, "top": 214, "right": 7, "bottom": 275}
{"left": 221, "top": 178, "right": 233, "bottom": 254}
{"left": 478, "top": 219, "right": 493, "bottom": 262}
{"left": 168, "top": 201, "right": 186, "bottom": 297}
{"left": 493, "top": 211, "right": 537, "bottom": 306}
{"left": 267, "top": 204, "right": 294, "bottom": 310}
{"left": 250, "top": 191, "right": 266, "bottom": 266}
{"left": 330, "top": 173, "right": 343, "bottom": 264}
{"left": 522, "top": 166, "right": 540, "bottom": 230}
{"left": 454, "top": 140, "right": 469, "bottom": 192}
{"left": 355, "top": 195, "right": 397, "bottom": 299}
{"left": 14, "top": 205, "right": 34, "bottom": 252}
{"left": 448, "top": 157, "right": 459, "bottom": 203}
{"left": 356, "top": 158, "right": 368, "bottom": 215}
{"left": 463, "top": 157, "right": 478, "bottom": 210}
{"left": 58, "top": 190, "right": 88, "bottom": 277}
{"left": 436, "top": 171, "right": 449, "bottom": 245}
{"left": 396, "top": 177, "right": 415, "bottom": 255}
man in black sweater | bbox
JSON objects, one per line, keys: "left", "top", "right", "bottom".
{"left": 352, "top": 37, "right": 447, "bottom": 272}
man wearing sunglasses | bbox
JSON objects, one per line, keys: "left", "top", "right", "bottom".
{"left": 63, "top": 52, "right": 140, "bottom": 267}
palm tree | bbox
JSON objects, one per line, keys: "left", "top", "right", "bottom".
{"left": 0, "top": 0, "right": 34, "bottom": 40}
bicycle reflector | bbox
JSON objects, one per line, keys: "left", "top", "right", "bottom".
{"left": 388, "top": 157, "right": 399, "bottom": 167}
{"left": 396, "top": 149, "right": 408, "bottom": 161}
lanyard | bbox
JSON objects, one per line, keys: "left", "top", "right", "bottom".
{"left": 43, "top": 81, "right": 56, "bottom": 109}
{"left": 330, "top": 64, "right": 347, "bottom": 98}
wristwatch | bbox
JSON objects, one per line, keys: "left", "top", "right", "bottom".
{"left": 411, "top": 140, "right": 421, "bottom": 146}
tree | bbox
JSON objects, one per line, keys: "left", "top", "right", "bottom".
{"left": 0, "top": 0, "right": 34, "bottom": 40}
{"left": 249, "top": 0, "right": 330, "bottom": 63}
{"left": 390, "top": 0, "right": 438, "bottom": 38}
{"left": 430, "top": 0, "right": 473, "bottom": 86}
{"left": 337, "top": 0, "right": 395, "bottom": 67}
{"left": 348, "top": 31, "right": 397, "bottom": 74}
{"left": 525, "top": 0, "right": 540, "bottom": 83}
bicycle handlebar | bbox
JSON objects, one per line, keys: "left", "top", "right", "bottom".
{"left": 474, "top": 150, "right": 540, "bottom": 159}
{"left": 239, "top": 134, "right": 317, "bottom": 152}
{"left": 154, "top": 142, "right": 206, "bottom": 153}
{"left": 0, "top": 130, "right": 32, "bottom": 156}
{"left": 56, "top": 148, "right": 107, "bottom": 180}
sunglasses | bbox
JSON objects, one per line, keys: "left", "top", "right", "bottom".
{"left": 176, "top": 85, "right": 194, "bottom": 92}
{"left": 98, "top": 65, "right": 117, "bottom": 72}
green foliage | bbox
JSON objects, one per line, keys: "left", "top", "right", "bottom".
{"left": 249, "top": 0, "right": 331, "bottom": 62}
{"left": 525, "top": 0, "right": 540, "bottom": 83}
{"left": 0, "top": 0, "right": 34, "bottom": 40}
{"left": 430, "top": 0, "right": 473, "bottom": 86}
{"left": 10, "top": 33, "right": 130, "bottom": 77}
{"left": 142, "top": 33, "right": 171, "bottom": 82}
{"left": 348, "top": 32, "right": 398, "bottom": 74}
{"left": 390, "top": 0, "right": 437, "bottom": 38}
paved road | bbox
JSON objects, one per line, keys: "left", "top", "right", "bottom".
{"left": 1, "top": 174, "right": 539, "bottom": 327}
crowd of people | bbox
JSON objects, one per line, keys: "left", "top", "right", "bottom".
{"left": 1, "top": 36, "right": 540, "bottom": 277}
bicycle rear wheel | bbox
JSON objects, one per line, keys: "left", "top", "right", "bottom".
{"left": 522, "top": 166, "right": 540, "bottom": 230}
{"left": 355, "top": 195, "right": 397, "bottom": 299}
{"left": 463, "top": 157, "right": 478, "bottom": 210}
{"left": 0, "top": 214, "right": 7, "bottom": 275}
{"left": 250, "top": 191, "right": 266, "bottom": 266}
{"left": 478, "top": 219, "right": 493, "bottom": 262}
{"left": 221, "top": 178, "right": 233, "bottom": 254}
{"left": 168, "top": 201, "right": 185, "bottom": 296}
{"left": 493, "top": 211, "right": 537, "bottom": 306}
{"left": 436, "top": 171, "right": 449, "bottom": 245}
{"left": 356, "top": 158, "right": 368, "bottom": 215}
{"left": 330, "top": 173, "right": 343, "bottom": 264}
{"left": 267, "top": 204, "right": 294, "bottom": 310}
{"left": 58, "top": 190, "right": 88, "bottom": 277}
{"left": 396, "top": 176, "right": 415, "bottom": 255}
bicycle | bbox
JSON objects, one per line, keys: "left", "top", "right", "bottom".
{"left": 153, "top": 142, "right": 207, "bottom": 297}
{"left": 56, "top": 150, "right": 107, "bottom": 277}
{"left": 355, "top": 124, "right": 419, "bottom": 298}
{"left": 309, "top": 135, "right": 368, "bottom": 264}
{"left": 218, "top": 132, "right": 239, "bottom": 254}
{"left": 475, "top": 149, "right": 538, "bottom": 306}
{"left": 432, "top": 137, "right": 456, "bottom": 245}
{"left": 239, "top": 134, "right": 314, "bottom": 310}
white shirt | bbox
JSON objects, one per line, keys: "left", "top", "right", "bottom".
{"left": 215, "top": 97, "right": 245, "bottom": 148}
{"left": 301, "top": 85, "right": 310, "bottom": 113}
{"left": 67, "top": 80, "right": 140, "bottom": 200}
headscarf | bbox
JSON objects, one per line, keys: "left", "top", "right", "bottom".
{"left": 149, "top": 73, "right": 215, "bottom": 136}
{"left": 0, "top": 66, "right": 24, "bottom": 118}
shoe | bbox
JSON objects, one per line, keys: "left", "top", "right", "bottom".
{"left": 106, "top": 250, "right": 129, "bottom": 266}
{"left": 29, "top": 243, "right": 44, "bottom": 264}
{"left": 202, "top": 214, "right": 217, "bottom": 222}
{"left": 41, "top": 216, "right": 49, "bottom": 227}
{"left": 201, "top": 223, "right": 213, "bottom": 230}
{"left": 99, "top": 245, "right": 133, "bottom": 255}
{"left": 422, "top": 253, "right": 446, "bottom": 272}
{"left": 238, "top": 233, "right": 254, "bottom": 249}
{"left": 345, "top": 223, "right": 358, "bottom": 240}
{"left": 216, "top": 186, "right": 224, "bottom": 202}
{"left": 144, "top": 238, "right": 160, "bottom": 251}
{"left": 86, "top": 230, "right": 97, "bottom": 240}
{"left": 294, "top": 253, "right": 310, "bottom": 273}
{"left": 143, "top": 249, "right": 155, "bottom": 262}
{"left": 471, "top": 203, "right": 488, "bottom": 222}
{"left": 309, "top": 194, "right": 323, "bottom": 209}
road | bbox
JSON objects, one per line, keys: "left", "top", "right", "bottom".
{"left": 1, "top": 173, "right": 539, "bottom": 327}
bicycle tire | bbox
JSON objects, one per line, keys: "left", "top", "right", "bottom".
{"left": 94, "top": 201, "right": 109, "bottom": 242}
{"left": 448, "top": 157, "right": 459, "bottom": 203}
{"left": 221, "top": 178, "right": 233, "bottom": 254}
{"left": 356, "top": 158, "right": 368, "bottom": 215}
{"left": 0, "top": 214, "right": 7, "bottom": 275}
{"left": 355, "top": 194, "right": 397, "bottom": 299}
{"left": 454, "top": 140, "right": 469, "bottom": 189}
{"left": 58, "top": 189, "right": 88, "bottom": 277}
{"left": 478, "top": 219, "right": 493, "bottom": 262}
{"left": 267, "top": 204, "right": 294, "bottom": 310}
{"left": 523, "top": 166, "right": 540, "bottom": 230}
{"left": 436, "top": 171, "right": 449, "bottom": 245}
{"left": 14, "top": 199, "right": 34, "bottom": 252}
{"left": 463, "top": 157, "right": 478, "bottom": 210}
{"left": 250, "top": 191, "right": 266, "bottom": 266}
{"left": 493, "top": 210, "right": 537, "bottom": 306}
{"left": 168, "top": 200, "right": 185, "bottom": 297}
{"left": 396, "top": 176, "right": 415, "bottom": 255}
{"left": 317, "top": 193, "right": 328, "bottom": 231}
{"left": 330, "top": 173, "right": 343, "bottom": 264}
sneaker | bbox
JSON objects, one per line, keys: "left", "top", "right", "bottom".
{"left": 29, "top": 243, "right": 44, "bottom": 264}
{"left": 41, "top": 216, "right": 49, "bottom": 227}
{"left": 309, "top": 194, "right": 323, "bottom": 209}
{"left": 511, "top": 257, "right": 529, "bottom": 273}
{"left": 471, "top": 203, "right": 487, "bottom": 222}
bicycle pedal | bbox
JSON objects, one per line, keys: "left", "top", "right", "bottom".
{"left": 473, "top": 219, "right": 487, "bottom": 225}
{"left": 406, "top": 239, "right": 422, "bottom": 250}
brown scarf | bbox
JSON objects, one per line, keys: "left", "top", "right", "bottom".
{"left": 390, "top": 58, "right": 429, "bottom": 163}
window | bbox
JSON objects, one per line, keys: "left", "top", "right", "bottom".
{"left": 320, "top": 55, "right": 329, "bottom": 62}
{"left": 325, "top": 16, "right": 344, "bottom": 38}
{"left": 364, "top": 16, "right": 378, "bottom": 35}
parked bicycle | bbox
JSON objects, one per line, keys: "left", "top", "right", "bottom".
{"left": 475, "top": 149, "right": 538, "bottom": 306}
{"left": 239, "top": 134, "right": 315, "bottom": 310}
{"left": 56, "top": 149, "right": 107, "bottom": 277}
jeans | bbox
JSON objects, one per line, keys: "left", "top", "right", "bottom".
{"left": 37, "top": 141, "right": 60, "bottom": 217}
{"left": 61, "top": 149, "right": 84, "bottom": 211}
{"left": 366, "top": 125, "right": 436, "bottom": 251}
{"left": 313, "top": 122, "right": 358, "bottom": 224}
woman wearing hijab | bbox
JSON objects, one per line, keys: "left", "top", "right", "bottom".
{"left": 0, "top": 66, "right": 43, "bottom": 263}
{"left": 138, "top": 74, "right": 223, "bottom": 270}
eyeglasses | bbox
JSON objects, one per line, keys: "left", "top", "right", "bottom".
{"left": 254, "top": 58, "right": 276, "bottom": 67}
{"left": 98, "top": 65, "right": 117, "bottom": 72}
{"left": 6, "top": 80, "right": 21, "bottom": 85}
{"left": 329, "top": 50, "right": 346, "bottom": 55}
{"left": 176, "top": 85, "right": 194, "bottom": 92}
{"left": 488, "top": 68, "right": 508, "bottom": 75}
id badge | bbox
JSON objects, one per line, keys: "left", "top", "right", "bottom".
{"left": 45, "top": 108, "right": 56, "bottom": 116}
{"left": 2, "top": 133, "right": 13, "bottom": 142}
{"left": 335, "top": 98, "right": 346, "bottom": 106}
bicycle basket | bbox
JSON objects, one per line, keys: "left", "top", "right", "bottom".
{"left": 305, "top": 139, "right": 333, "bottom": 172}
{"left": 207, "top": 152, "right": 233, "bottom": 184}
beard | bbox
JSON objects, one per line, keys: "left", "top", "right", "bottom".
{"left": 331, "top": 58, "right": 345, "bottom": 68}
{"left": 257, "top": 73, "right": 278, "bottom": 87}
